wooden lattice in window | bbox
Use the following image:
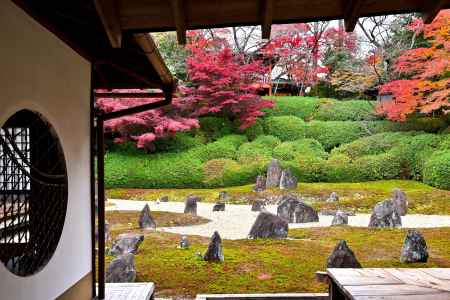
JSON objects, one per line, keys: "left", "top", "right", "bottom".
{"left": 0, "top": 109, "right": 68, "bottom": 276}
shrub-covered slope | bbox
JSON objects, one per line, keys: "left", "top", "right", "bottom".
{"left": 105, "top": 97, "right": 450, "bottom": 189}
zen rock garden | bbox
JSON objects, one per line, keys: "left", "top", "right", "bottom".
{"left": 104, "top": 162, "right": 438, "bottom": 286}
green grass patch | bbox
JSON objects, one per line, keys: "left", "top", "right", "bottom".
{"left": 106, "top": 227, "right": 450, "bottom": 298}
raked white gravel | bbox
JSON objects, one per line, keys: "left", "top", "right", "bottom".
{"left": 108, "top": 199, "right": 450, "bottom": 240}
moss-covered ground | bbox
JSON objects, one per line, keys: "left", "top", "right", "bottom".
{"left": 106, "top": 225, "right": 450, "bottom": 298}
{"left": 107, "top": 179, "right": 450, "bottom": 215}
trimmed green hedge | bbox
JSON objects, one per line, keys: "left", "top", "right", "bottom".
{"left": 263, "top": 96, "right": 319, "bottom": 119}
{"left": 188, "top": 134, "right": 247, "bottom": 162}
{"left": 237, "top": 135, "right": 280, "bottom": 163}
{"left": 313, "top": 99, "right": 379, "bottom": 121}
{"left": 273, "top": 138, "right": 328, "bottom": 161}
{"left": 305, "top": 121, "right": 368, "bottom": 151}
{"left": 264, "top": 116, "right": 307, "bottom": 141}
{"left": 105, "top": 151, "right": 204, "bottom": 189}
{"left": 423, "top": 150, "right": 450, "bottom": 190}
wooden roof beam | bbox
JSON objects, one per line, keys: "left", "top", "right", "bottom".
{"left": 261, "top": 0, "right": 273, "bottom": 39}
{"left": 344, "top": 0, "right": 364, "bottom": 32}
{"left": 133, "top": 33, "right": 174, "bottom": 86}
{"left": 422, "top": 0, "right": 446, "bottom": 24}
{"left": 170, "top": 0, "right": 187, "bottom": 45}
{"left": 94, "top": 0, "right": 122, "bottom": 48}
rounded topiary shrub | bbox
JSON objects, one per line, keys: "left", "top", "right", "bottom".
{"left": 153, "top": 132, "right": 205, "bottom": 153}
{"left": 237, "top": 135, "right": 280, "bottom": 163}
{"left": 313, "top": 99, "right": 379, "bottom": 121}
{"left": 423, "top": 150, "right": 450, "bottom": 190}
{"left": 273, "top": 138, "right": 327, "bottom": 161}
{"left": 264, "top": 116, "right": 307, "bottom": 141}
{"left": 351, "top": 152, "right": 402, "bottom": 181}
{"left": 305, "top": 121, "right": 368, "bottom": 151}
{"left": 263, "top": 96, "right": 319, "bottom": 119}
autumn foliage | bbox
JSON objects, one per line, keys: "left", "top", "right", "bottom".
{"left": 377, "top": 10, "right": 450, "bottom": 121}
{"left": 97, "top": 31, "right": 273, "bottom": 150}
{"left": 179, "top": 32, "right": 273, "bottom": 130}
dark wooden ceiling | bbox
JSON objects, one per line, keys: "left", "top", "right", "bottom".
{"left": 12, "top": 0, "right": 449, "bottom": 89}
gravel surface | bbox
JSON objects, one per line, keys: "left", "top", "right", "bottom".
{"left": 108, "top": 199, "right": 450, "bottom": 240}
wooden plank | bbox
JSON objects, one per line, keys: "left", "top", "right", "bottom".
{"left": 345, "top": 284, "right": 443, "bottom": 296}
{"left": 344, "top": 0, "right": 364, "bottom": 32}
{"left": 422, "top": 0, "right": 447, "bottom": 23}
{"left": 133, "top": 33, "right": 174, "bottom": 85}
{"left": 170, "top": 0, "right": 186, "bottom": 45}
{"left": 421, "top": 268, "right": 450, "bottom": 281}
{"left": 354, "top": 293, "right": 450, "bottom": 300}
{"left": 261, "top": 0, "right": 273, "bottom": 39}
{"left": 387, "top": 268, "right": 450, "bottom": 292}
{"left": 94, "top": 0, "right": 122, "bottom": 48}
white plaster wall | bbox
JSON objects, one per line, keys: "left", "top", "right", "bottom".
{"left": 0, "top": 1, "right": 92, "bottom": 299}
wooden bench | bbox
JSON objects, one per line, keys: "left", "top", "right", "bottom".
{"left": 325, "top": 268, "right": 450, "bottom": 299}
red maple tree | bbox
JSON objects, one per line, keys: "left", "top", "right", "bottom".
{"left": 96, "top": 31, "right": 273, "bottom": 150}
{"left": 377, "top": 10, "right": 450, "bottom": 121}
{"left": 179, "top": 31, "right": 273, "bottom": 130}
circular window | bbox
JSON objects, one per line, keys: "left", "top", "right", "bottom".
{"left": 0, "top": 109, "right": 68, "bottom": 276}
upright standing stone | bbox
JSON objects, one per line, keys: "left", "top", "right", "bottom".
{"left": 184, "top": 195, "right": 199, "bottom": 215}
{"left": 400, "top": 229, "right": 428, "bottom": 263}
{"left": 368, "top": 200, "right": 402, "bottom": 228}
{"left": 251, "top": 199, "right": 266, "bottom": 212}
{"left": 106, "top": 253, "right": 136, "bottom": 283}
{"left": 392, "top": 188, "right": 408, "bottom": 216}
{"left": 332, "top": 210, "right": 348, "bottom": 226}
{"left": 203, "top": 231, "right": 224, "bottom": 262}
{"left": 266, "top": 159, "right": 282, "bottom": 188}
{"left": 139, "top": 204, "right": 156, "bottom": 230}
{"left": 109, "top": 233, "right": 144, "bottom": 256}
{"left": 327, "top": 192, "right": 339, "bottom": 202}
{"left": 277, "top": 196, "right": 319, "bottom": 223}
{"left": 253, "top": 175, "right": 266, "bottom": 192}
{"left": 279, "top": 169, "right": 298, "bottom": 189}
{"left": 327, "top": 240, "right": 362, "bottom": 268}
{"left": 248, "top": 212, "right": 288, "bottom": 239}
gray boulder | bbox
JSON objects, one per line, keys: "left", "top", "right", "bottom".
{"left": 160, "top": 196, "right": 169, "bottom": 202}
{"left": 106, "top": 253, "right": 136, "bottom": 283}
{"left": 109, "top": 233, "right": 144, "bottom": 256}
{"left": 139, "top": 204, "right": 156, "bottom": 230}
{"left": 368, "top": 200, "right": 402, "bottom": 228}
{"left": 203, "top": 231, "right": 224, "bottom": 262}
{"left": 332, "top": 211, "right": 348, "bottom": 226}
{"left": 327, "top": 192, "right": 339, "bottom": 202}
{"left": 400, "top": 229, "right": 428, "bottom": 263}
{"left": 184, "top": 195, "right": 199, "bottom": 215}
{"left": 320, "top": 209, "right": 355, "bottom": 216}
{"left": 248, "top": 212, "right": 288, "bottom": 239}
{"left": 251, "top": 199, "right": 266, "bottom": 212}
{"left": 179, "top": 236, "right": 190, "bottom": 249}
{"left": 266, "top": 159, "right": 282, "bottom": 188}
{"left": 277, "top": 196, "right": 319, "bottom": 223}
{"left": 253, "top": 175, "right": 266, "bottom": 192}
{"left": 213, "top": 202, "right": 225, "bottom": 212}
{"left": 279, "top": 169, "right": 298, "bottom": 189}
{"left": 327, "top": 240, "right": 362, "bottom": 268}
{"left": 392, "top": 188, "right": 408, "bottom": 216}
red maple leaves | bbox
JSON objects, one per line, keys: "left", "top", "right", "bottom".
{"left": 377, "top": 10, "right": 450, "bottom": 120}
